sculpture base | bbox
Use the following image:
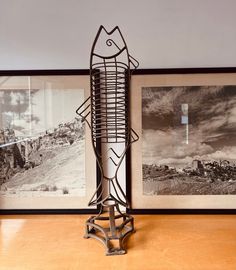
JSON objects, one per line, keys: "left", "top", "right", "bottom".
{"left": 84, "top": 203, "right": 134, "bottom": 256}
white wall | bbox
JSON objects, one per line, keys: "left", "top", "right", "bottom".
{"left": 1, "top": 0, "right": 236, "bottom": 207}
{"left": 1, "top": 0, "right": 236, "bottom": 70}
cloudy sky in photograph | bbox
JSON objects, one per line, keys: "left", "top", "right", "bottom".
{"left": 0, "top": 88, "right": 84, "bottom": 137}
{"left": 142, "top": 85, "right": 236, "bottom": 167}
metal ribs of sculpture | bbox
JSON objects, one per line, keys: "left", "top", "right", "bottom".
{"left": 76, "top": 25, "right": 139, "bottom": 255}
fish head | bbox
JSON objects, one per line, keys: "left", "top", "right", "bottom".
{"left": 91, "top": 25, "right": 128, "bottom": 60}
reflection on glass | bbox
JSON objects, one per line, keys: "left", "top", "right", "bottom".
{"left": 0, "top": 76, "right": 86, "bottom": 198}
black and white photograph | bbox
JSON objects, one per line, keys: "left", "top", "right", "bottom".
{"left": 142, "top": 85, "right": 236, "bottom": 196}
{"left": 0, "top": 75, "right": 91, "bottom": 209}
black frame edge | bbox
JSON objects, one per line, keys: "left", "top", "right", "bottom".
{"left": 0, "top": 209, "right": 98, "bottom": 215}
{"left": 126, "top": 147, "right": 132, "bottom": 210}
{"left": 127, "top": 209, "right": 236, "bottom": 215}
{"left": 0, "top": 69, "right": 90, "bottom": 76}
{"left": 132, "top": 67, "right": 236, "bottom": 75}
{"left": 2, "top": 67, "right": 236, "bottom": 77}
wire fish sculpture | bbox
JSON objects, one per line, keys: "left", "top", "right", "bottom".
{"left": 76, "top": 25, "right": 139, "bottom": 209}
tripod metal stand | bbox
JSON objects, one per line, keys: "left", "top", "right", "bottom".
{"left": 76, "top": 25, "right": 139, "bottom": 255}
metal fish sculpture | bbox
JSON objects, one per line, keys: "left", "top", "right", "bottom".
{"left": 76, "top": 25, "right": 139, "bottom": 256}
{"left": 76, "top": 25, "right": 139, "bottom": 209}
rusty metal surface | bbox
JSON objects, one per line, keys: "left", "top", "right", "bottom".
{"left": 76, "top": 25, "right": 138, "bottom": 255}
{"left": 84, "top": 203, "right": 134, "bottom": 256}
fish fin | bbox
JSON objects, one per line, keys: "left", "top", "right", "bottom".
{"left": 129, "top": 55, "right": 139, "bottom": 70}
{"left": 130, "top": 128, "right": 139, "bottom": 143}
{"left": 76, "top": 96, "right": 91, "bottom": 128}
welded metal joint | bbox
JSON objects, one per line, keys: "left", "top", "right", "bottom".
{"left": 76, "top": 25, "right": 139, "bottom": 255}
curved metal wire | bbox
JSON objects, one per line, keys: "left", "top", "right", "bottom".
{"left": 76, "top": 25, "right": 139, "bottom": 208}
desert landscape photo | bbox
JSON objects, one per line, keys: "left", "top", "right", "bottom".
{"left": 0, "top": 85, "right": 86, "bottom": 198}
{"left": 142, "top": 85, "right": 236, "bottom": 195}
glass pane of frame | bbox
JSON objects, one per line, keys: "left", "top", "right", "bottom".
{"left": 130, "top": 70, "right": 236, "bottom": 211}
{"left": 0, "top": 72, "right": 98, "bottom": 213}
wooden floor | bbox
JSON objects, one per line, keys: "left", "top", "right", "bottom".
{"left": 0, "top": 214, "right": 236, "bottom": 270}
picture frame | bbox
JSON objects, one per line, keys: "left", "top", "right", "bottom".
{"left": 0, "top": 70, "right": 100, "bottom": 214}
{"left": 128, "top": 68, "right": 236, "bottom": 214}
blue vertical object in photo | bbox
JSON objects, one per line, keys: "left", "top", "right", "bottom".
{"left": 181, "top": 115, "right": 188, "bottom": 124}
{"left": 181, "top": 103, "right": 189, "bottom": 144}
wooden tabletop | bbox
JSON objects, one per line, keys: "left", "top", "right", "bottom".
{"left": 0, "top": 214, "right": 236, "bottom": 270}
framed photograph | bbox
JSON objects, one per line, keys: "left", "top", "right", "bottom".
{"left": 129, "top": 68, "right": 236, "bottom": 213}
{"left": 0, "top": 70, "right": 99, "bottom": 213}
